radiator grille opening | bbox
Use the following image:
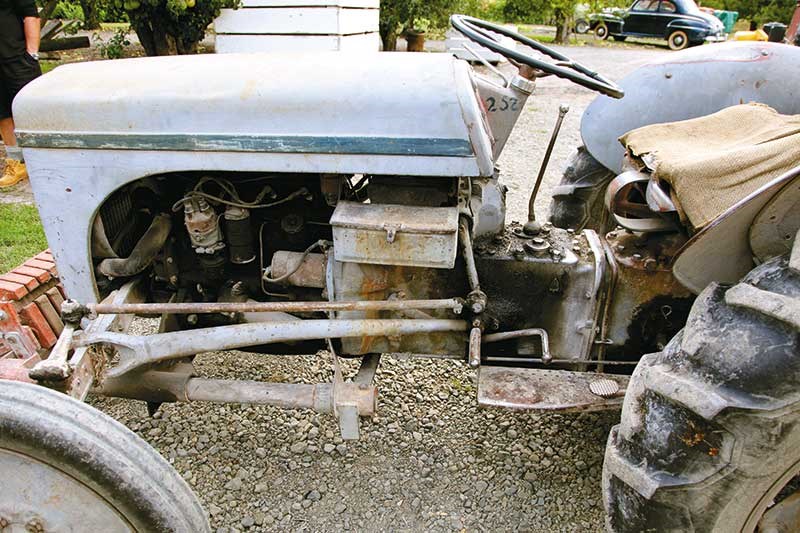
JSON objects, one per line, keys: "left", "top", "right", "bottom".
{"left": 99, "top": 188, "right": 137, "bottom": 258}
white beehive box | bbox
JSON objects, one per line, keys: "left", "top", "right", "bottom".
{"left": 445, "top": 25, "right": 518, "bottom": 64}
{"left": 215, "top": 0, "right": 380, "bottom": 53}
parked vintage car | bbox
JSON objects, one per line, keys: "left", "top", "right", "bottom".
{"left": 592, "top": 0, "right": 726, "bottom": 50}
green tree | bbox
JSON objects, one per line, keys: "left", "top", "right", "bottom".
{"left": 724, "top": 0, "right": 795, "bottom": 27}
{"left": 551, "top": 0, "right": 578, "bottom": 43}
{"left": 79, "top": 0, "right": 101, "bottom": 29}
{"left": 504, "top": 0, "right": 578, "bottom": 43}
{"left": 114, "top": 0, "right": 238, "bottom": 55}
{"left": 379, "top": 0, "right": 458, "bottom": 50}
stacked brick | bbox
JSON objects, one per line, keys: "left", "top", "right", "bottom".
{"left": 0, "top": 250, "right": 66, "bottom": 358}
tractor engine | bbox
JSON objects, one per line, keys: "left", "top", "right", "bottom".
{"left": 93, "top": 172, "right": 495, "bottom": 356}
{"left": 90, "top": 169, "right": 622, "bottom": 365}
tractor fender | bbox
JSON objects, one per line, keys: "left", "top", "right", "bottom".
{"left": 581, "top": 42, "right": 800, "bottom": 174}
{"left": 672, "top": 166, "right": 800, "bottom": 294}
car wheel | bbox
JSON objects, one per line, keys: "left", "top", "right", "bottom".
{"left": 612, "top": 35, "right": 627, "bottom": 42}
{"left": 668, "top": 30, "right": 689, "bottom": 50}
{"left": 595, "top": 22, "right": 610, "bottom": 40}
{"left": 603, "top": 250, "right": 800, "bottom": 531}
{"left": 575, "top": 18, "right": 590, "bottom": 34}
{"left": 0, "top": 380, "right": 210, "bottom": 532}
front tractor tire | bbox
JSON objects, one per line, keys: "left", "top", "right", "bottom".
{"left": 0, "top": 380, "right": 210, "bottom": 532}
{"left": 603, "top": 249, "right": 800, "bottom": 531}
{"left": 668, "top": 30, "right": 690, "bottom": 50}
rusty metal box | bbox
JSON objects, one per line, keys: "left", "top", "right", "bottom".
{"left": 330, "top": 201, "right": 459, "bottom": 268}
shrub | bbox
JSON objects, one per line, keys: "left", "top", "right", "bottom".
{"left": 114, "top": 0, "right": 239, "bottom": 55}
{"left": 96, "top": 26, "right": 131, "bottom": 58}
{"left": 458, "top": 0, "right": 507, "bottom": 21}
{"left": 50, "top": 0, "right": 85, "bottom": 20}
{"left": 379, "top": 0, "right": 459, "bottom": 50}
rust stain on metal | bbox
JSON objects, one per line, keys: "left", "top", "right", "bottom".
{"left": 89, "top": 297, "right": 464, "bottom": 316}
{"left": 478, "top": 366, "right": 628, "bottom": 412}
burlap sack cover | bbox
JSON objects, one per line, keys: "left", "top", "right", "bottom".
{"left": 620, "top": 103, "right": 800, "bottom": 229}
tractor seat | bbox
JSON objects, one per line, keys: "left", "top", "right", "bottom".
{"left": 619, "top": 103, "right": 800, "bottom": 230}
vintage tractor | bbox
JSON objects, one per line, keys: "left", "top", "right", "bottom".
{"left": 0, "top": 16, "right": 798, "bottom": 532}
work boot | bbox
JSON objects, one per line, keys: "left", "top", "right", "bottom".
{"left": 0, "top": 159, "right": 28, "bottom": 188}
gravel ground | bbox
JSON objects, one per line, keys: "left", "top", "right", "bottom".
{"left": 12, "top": 42, "right": 668, "bottom": 531}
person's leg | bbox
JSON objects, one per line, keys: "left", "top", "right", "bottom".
{"left": 1, "top": 117, "right": 24, "bottom": 164}
{"left": 0, "top": 116, "right": 15, "bottom": 146}
{"left": 0, "top": 68, "right": 26, "bottom": 186}
{"left": 0, "top": 56, "right": 40, "bottom": 186}
{"left": 0, "top": 65, "right": 13, "bottom": 147}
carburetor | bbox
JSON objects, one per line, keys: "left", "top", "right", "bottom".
{"left": 183, "top": 197, "right": 225, "bottom": 255}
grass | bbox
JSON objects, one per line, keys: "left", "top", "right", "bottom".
{"left": 0, "top": 204, "right": 47, "bottom": 273}
{"left": 521, "top": 33, "right": 583, "bottom": 45}
{"left": 100, "top": 22, "right": 131, "bottom": 31}
{"left": 40, "top": 60, "right": 59, "bottom": 74}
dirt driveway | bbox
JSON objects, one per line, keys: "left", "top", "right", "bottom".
{"left": 86, "top": 43, "right": 671, "bottom": 533}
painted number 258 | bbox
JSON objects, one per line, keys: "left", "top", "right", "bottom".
{"left": 485, "top": 96, "right": 519, "bottom": 112}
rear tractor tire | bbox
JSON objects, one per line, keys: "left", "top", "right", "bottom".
{"left": 0, "top": 380, "right": 210, "bottom": 532}
{"left": 603, "top": 242, "right": 800, "bottom": 531}
{"left": 549, "top": 145, "right": 615, "bottom": 233}
{"left": 668, "top": 30, "right": 690, "bottom": 50}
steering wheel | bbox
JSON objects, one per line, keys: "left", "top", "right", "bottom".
{"left": 451, "top": 15, "right": 624, "bottom": 99}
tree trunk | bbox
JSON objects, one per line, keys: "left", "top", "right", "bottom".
{"left": 132, "top": 17, "right": 177, "bottom": 56}
{"left": 132, "top": 20, "right": 157, "bottom": 56}
{"left": 380, "top": 22, "right": 398, "bottom": 51}
{"left": 176, "top": 38, "right": 198, "bottom": 55}
{"left": 79, "top": 0, "right": 101, "bottom": 30}
{"left": 554, "top": 11, "right": 571, "bottom": 44}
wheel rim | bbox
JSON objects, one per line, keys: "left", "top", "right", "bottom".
{"left": 0, "top": 448, "right": 133, "bottom": 532}
{"left": 747, "top": 462, "right": 800, "bottom": 532}
{"left": 672, "top": 33, "right": 685, "bottom": 48}
{"left": 597, "top": 26, "right": 607, "bottom": 38}
{"left": 577, "top": 21, "right": 589, "bottom": 33}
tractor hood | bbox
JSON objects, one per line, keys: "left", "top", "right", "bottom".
{"left": 13, "top": 53, "right": 494, "bottom": 177}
